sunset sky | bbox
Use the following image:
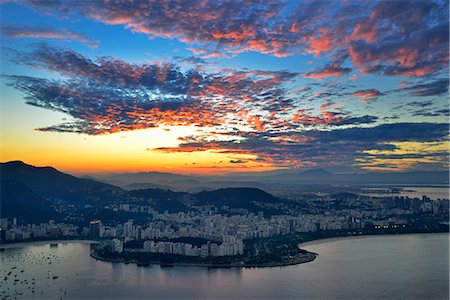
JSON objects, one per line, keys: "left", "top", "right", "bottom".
{"left": 0, "top": 0, "right": 448, "bottom": 175}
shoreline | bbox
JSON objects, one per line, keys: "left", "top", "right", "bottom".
{"left": 89, "top": 249, "right": 317, "bottom": 268}
{"left": 299, "top": 231, "right": 450, "bottom": 248}
{"left": 0, "top": 239, "right": 99, "bottom": 249}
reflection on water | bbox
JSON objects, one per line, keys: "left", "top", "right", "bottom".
{"left": 1, "top": 233, "right": 448, "bottom": 299}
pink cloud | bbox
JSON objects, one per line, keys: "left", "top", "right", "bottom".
{"left": 0, "top": 25, "right": 98, "bottom": 46}
{"left": 351, "top": 89, "right": 381, "bottom": 102}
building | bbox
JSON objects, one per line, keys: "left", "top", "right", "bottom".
{"left": 89, "top": 220, "right": 101, "bottom": 236}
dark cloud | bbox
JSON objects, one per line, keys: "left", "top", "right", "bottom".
{"left": 155, "top": 123, "right": 449, "bottom": 169}
{"left": 229, "top": 159, "right": 247, "bottom": 164}
{"left": 304, "top": 63, "right": 352, "bottom": 79}
{"left": 337, "top": 116, "right": 378, "bottom": 126}
{"left": 312, "top": 123, "right": 449, "bottom": 143}
{"left": 406, "top": 101, "right": 433, "bottom": 108}
{"left": 412, "top": 108, "right": 450, "bottom": 117}
{"left": 399, "top": 79, "right": 448, "bottom": 97}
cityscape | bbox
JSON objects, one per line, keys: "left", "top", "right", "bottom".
{"left": 1, "top": 162, "right": 448, "bottom": 266}
{"left": 1, "top": 0, "right": 449, "bottom": 299}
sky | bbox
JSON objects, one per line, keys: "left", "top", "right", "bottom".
{"left": 0, "top": 0, "right": 448, "bottom": 175}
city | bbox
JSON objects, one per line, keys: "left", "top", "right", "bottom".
{"left": 2, "top": 187, "right": 448, "bottom": 265}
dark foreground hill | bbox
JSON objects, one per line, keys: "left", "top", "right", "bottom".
{"left": 1, "top": 161, "right": 124, "bottom": 204}
{"left": 195, "top": 187, "right": 283, "bottom": 214}
{"left": 0, "top": 180, "right": 60, "bottom": 223}
{"left": 0, "top": 161, "right": 285, "bottom": 223}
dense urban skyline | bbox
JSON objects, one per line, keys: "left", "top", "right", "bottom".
{"left": 1, "top": 0, "right": 448, "bottom": 174}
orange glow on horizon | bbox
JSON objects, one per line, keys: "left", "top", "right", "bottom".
{"left": 0, "top": 122, "right": 279, "bottom": 175}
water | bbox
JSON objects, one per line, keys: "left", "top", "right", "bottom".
{"left": 1, "top": 233, "right": 448, "bottom": 299}
{"left": 362, "top": 186, "right": 449, "bottom": 200}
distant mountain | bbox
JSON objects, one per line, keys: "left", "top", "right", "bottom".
{"left": 0, "top": 180, "right": 60, "bottom": 223}
{"left": 126, "top": 188, "right": 189, "bottom": 213}
{"left": 106, "top": 168, "right": 450, "bottom": 190}
{"left": 98, "top": 171, "right": 196, "bottom": 187}
{"left": 0, "top": 161, "right": 124, "bottom": 204}
{"left": 298, "top": 168, "right": 334, "bottom": 176}
{"left": 124, "top": 182, "right": 172, "bottom": 191}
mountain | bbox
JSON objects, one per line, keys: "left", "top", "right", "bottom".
{"left": 0, "top": 180, "right": 60, "bottom": 223}
{"left": 298, "top": 168, "right": 334, "bottom": 177}
{"left": 102, "top": 168, "right": 449, "bottom": 191}
{"left": 0, "top": 161, "right": 124, "bottom": 204}
{"left": 98, "top": 172, "right": 196, "bottom": 187}
{"left": 124, "top": 182, "right": 173, "bottom": 191}
{"left": 126, "top": 188, "right": 189, "bottom": 213}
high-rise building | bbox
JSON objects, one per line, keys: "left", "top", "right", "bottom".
{"left": 124, "top": 220, "right": 134, "bottom": 237}
{"left": 0, "top": 227, "right": 6, "bottom": 242}
{"left": 89, "top": 220, "right": 101, "bottom": 236}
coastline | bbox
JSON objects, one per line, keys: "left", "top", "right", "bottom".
{"left": 89, "top": 249, "right": 317, "bottom": 268}
{"left": 299, "top": 231, "right": 450, "bottom": 248}
{"left": 0, "top": 239, "right": 99, "bottom": 249}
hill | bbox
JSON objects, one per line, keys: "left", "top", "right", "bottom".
{"left": 1, "top": 161, "right": 124, "bottom": 205}
{"left": 0, "top": 180, "right": 60, "bottom": 223}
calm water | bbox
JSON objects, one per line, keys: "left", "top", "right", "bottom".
{"left": 362, "top": 186, "right": 449, "bottom": 200}
{"left": 1, "top": 233, "right": 448, "bottom": 299}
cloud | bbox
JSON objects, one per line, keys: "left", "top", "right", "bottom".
{"left": 348, "top": 23, "right": 449, "bottom": 77}
{"left": 6, "top": 45, "right": 315, "bottom": 134}
{"left": 14, "top": 0, "right": 449, "bottom": 77}
{"left": 304, "top": 63, "right": 352, "bottom": 79}
{"left": 229, "top": 159, "right": 247, "bottom": 164}
{"left": 154, "top": 123, "right": 449, "bottom": 170}
{"left": 291, "top": 110, "right": 377, "bottom": 126}
{"left": 411, "top": 108, "right": 450, "bottom": 117}
{"left": 351, "top": 89, "right": 382, "bottom": 102}
{"left": 312, "top": 123, "right": 449, "bottom": 143}
{"left": 6, "top": 74, "right": 219, "bottom": 134}
{"left": 406, "top": 101, "right": 433, "bottom": 108}
{"left": 0, "top": 24, "right": 98, "bottom": 47}
{"left": 399, "top": 79, "right": 448, "bottom": 97}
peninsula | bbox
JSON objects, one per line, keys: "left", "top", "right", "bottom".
{"left": 90, "top": 234, "right": 317, "bottom": 268}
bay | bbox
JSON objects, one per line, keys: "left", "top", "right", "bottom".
{"left": 1, "top": 233, "right": 448, "bottom": 299}
{"left": 362, "top": 186, "right": 449, "bottom": 200}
